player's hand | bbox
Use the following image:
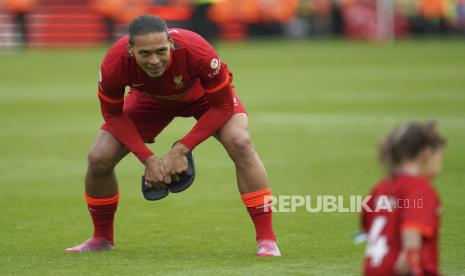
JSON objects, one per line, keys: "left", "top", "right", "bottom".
{"left": 142, "top": 155, "right": 166, "bottom": 189}
{"left": 162, "top": 142, "right": 189, "bottom": 184}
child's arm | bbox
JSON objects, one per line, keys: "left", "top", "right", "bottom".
{"left": 394, "top": 228, "right": 423, "bottom": 276}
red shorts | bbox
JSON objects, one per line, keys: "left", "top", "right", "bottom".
{"left": 101, "top": 89, "right": 247, "bottom": 143}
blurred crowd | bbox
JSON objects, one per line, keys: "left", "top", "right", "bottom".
{"left": 1, "top": 0, "right": 464, "bottom": 46}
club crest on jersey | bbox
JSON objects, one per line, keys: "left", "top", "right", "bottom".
{"left": 174, "top": 75, "right": 184, "bottom": 89}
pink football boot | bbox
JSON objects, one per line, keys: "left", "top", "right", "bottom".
{"left": 64, "top": 237, "right": 114, "bottom": 253}
{"left": 257, "top": 239, "right": 281, "bottom": 257}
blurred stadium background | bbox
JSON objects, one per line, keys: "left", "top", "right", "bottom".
{"left": 1, "top": 0, "right": 464, "bottom": 275}
{"left": 1, "top": 0, "right": 465, "bottom": 46}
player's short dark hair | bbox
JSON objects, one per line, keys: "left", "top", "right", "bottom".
{"left": 128, "top": 15, "right": 169, "bottom": 46}
{"left": 379, "top": 121, "right": 446, "bottom": 167}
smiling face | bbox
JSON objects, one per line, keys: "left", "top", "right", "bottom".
{"left": 128, "top": 32, "right": 172, "bottom": 78}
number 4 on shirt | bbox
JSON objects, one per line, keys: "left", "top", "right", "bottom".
{"left": 365, "top": 216, "right": 389, "bottom": 267}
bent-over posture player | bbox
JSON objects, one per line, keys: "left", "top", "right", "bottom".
{"left": 65, "top": 15, "right": 280, "bottom": 256}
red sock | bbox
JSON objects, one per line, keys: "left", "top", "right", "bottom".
{"left": 241, "top": 188, "right": 276, "bottom": 241}
{"left": 85, "top": 193, "right": 119, "bottom": 244}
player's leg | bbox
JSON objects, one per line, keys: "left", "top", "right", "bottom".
{"left": 178, "top": 91, "right": 279, "bottom": 256}
{"left": 217, "top": 113, "right": 280, "bottom": 256}
{"left": 217, "top": 113, "right": 268, "bottom": 193}
{"left": 65, "top": 130, "right": 128, "bottom": 252}
{"left": 85, "top": 130, "right": 129, "bottom": 197}
{"left": 66, "top": 91, "right": 175, "bottom": 253}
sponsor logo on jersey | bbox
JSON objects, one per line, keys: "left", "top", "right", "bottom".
{"left": 131, "top": 83, "right": 145, "bottom": 87}
{"left": 141, "top": 91, "right": 187, "bottom": 101}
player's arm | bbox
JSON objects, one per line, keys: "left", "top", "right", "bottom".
{"left": 98, "top": 76, "right": 154, "bottom": 162}
{"left": 167, "top": 31, "right": 234, "bottom": 150}
{"left": 178, "top": 74, "right": 234, "bottom": 150}
{"left": 164, "top": 75, "right": 233, "bottom": 181}
{"left": 98, "top": 83, "right": 166, "bottom": 186}
{"left": 163, "top": 69, "right": 233, "bottom": 183}
{"left": 178, "top": 37, "right": 235, "bottom": 150}
{"left": 163, "top": 33, "right": 234, "bottom": 179}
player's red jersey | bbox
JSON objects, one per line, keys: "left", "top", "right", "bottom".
{"left": 362, "top": 175, "right": 441, "bottom": 276}
{"left": 99, "top": 28, "right": 230, "bottom": 104}
{"left": 97, "top": 28, "right": 235, "bottom": 161}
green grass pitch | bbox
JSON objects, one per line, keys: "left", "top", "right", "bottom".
{"left": 0, "top": 39, "right": 464, "bottom": 275}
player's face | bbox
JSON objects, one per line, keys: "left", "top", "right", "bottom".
{"left": 129, "top": 32, "right": 172, "bottom": 78}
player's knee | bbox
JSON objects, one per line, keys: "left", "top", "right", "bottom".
{"left": 223, "top": 133, "right": 255, "bottom": 161}
{"left": 87, "top": 149, "right": 116, "bottom": 175}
